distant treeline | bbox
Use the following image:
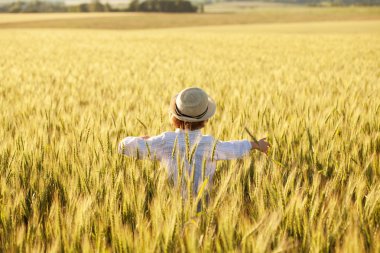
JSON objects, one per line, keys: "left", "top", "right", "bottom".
{"left": 129, "top": 0, "right": 198, "bottom": 12}
{"left": 0, "top": 1, "right": 65, "bottom": 12}
{"left": 0, "top": 0, "right": 379, "bottom": 13}
{"left": 0, "top": 0, "right": 199, "bottom": 13}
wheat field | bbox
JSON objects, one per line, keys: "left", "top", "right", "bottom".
{"left": 0, "top": 18, "right": 380, "bottom": 252}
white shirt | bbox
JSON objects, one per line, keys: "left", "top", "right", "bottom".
{"left": 118, "top": 129, "right": 252, "bottom": 194}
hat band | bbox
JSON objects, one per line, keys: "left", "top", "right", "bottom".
{"left": 175, "top": 103, "right": 208, "bottom": 120}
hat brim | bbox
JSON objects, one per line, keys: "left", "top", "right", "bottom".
{"left": 170, "top": 95, "right": 216, "bottom": 123}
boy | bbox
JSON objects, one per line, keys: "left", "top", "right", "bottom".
{"left": 118, "top": 87, "right": 270, "bottom": 194}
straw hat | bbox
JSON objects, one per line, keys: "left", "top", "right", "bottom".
{"left": 170, "top": 87, "right": 216, "bottom": 122}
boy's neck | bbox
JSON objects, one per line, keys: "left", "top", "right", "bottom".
{"left": 175, "top": 128, "right": 202, "bottom": 133}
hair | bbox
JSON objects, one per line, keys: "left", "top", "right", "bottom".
{"left": 170, "top": 115, "right": 207, "bottom": 130}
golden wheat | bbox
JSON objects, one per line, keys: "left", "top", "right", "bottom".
{"left": 0, "top": 19, "right": 379, "bottom": 252}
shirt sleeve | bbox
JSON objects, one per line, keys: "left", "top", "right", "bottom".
{"left": 214, "top": 139, "right": 252, "bottom": 161}
{"left": 118, "top": 134, "right": 164, "bottom": 160}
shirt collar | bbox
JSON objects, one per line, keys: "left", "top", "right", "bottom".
{"left": 175, "top": 128, "right": 202, "bottom": 135}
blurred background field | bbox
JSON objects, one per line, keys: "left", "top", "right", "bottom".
{"left": 0, "top": 7, "right": 380, "bottom": 29}
{"left": 1, "top": 4, "right": 380, "bottom": 253}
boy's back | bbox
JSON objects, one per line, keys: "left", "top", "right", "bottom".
{"left": 119, "top": 128, "right": 252, "bottom": 194}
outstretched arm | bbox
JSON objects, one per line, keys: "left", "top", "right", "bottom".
{"left": 118, "top": 134, "right": 164, "bottom": 160}
{"left": 214, "top": 139, "right": 252, "bottom": 160}
{"left": 214, "top": 138, "right": 270, "bottom": 161}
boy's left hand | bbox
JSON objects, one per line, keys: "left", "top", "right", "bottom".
{"left": 140, "top": 136, "right": 150, "bottom": 139}
{"left": 251, "top": 138, "right": 270, "bottom": 155}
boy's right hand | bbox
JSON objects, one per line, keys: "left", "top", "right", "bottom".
{"left": 251, "top": 138, "right": 270, "bottom": 155}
